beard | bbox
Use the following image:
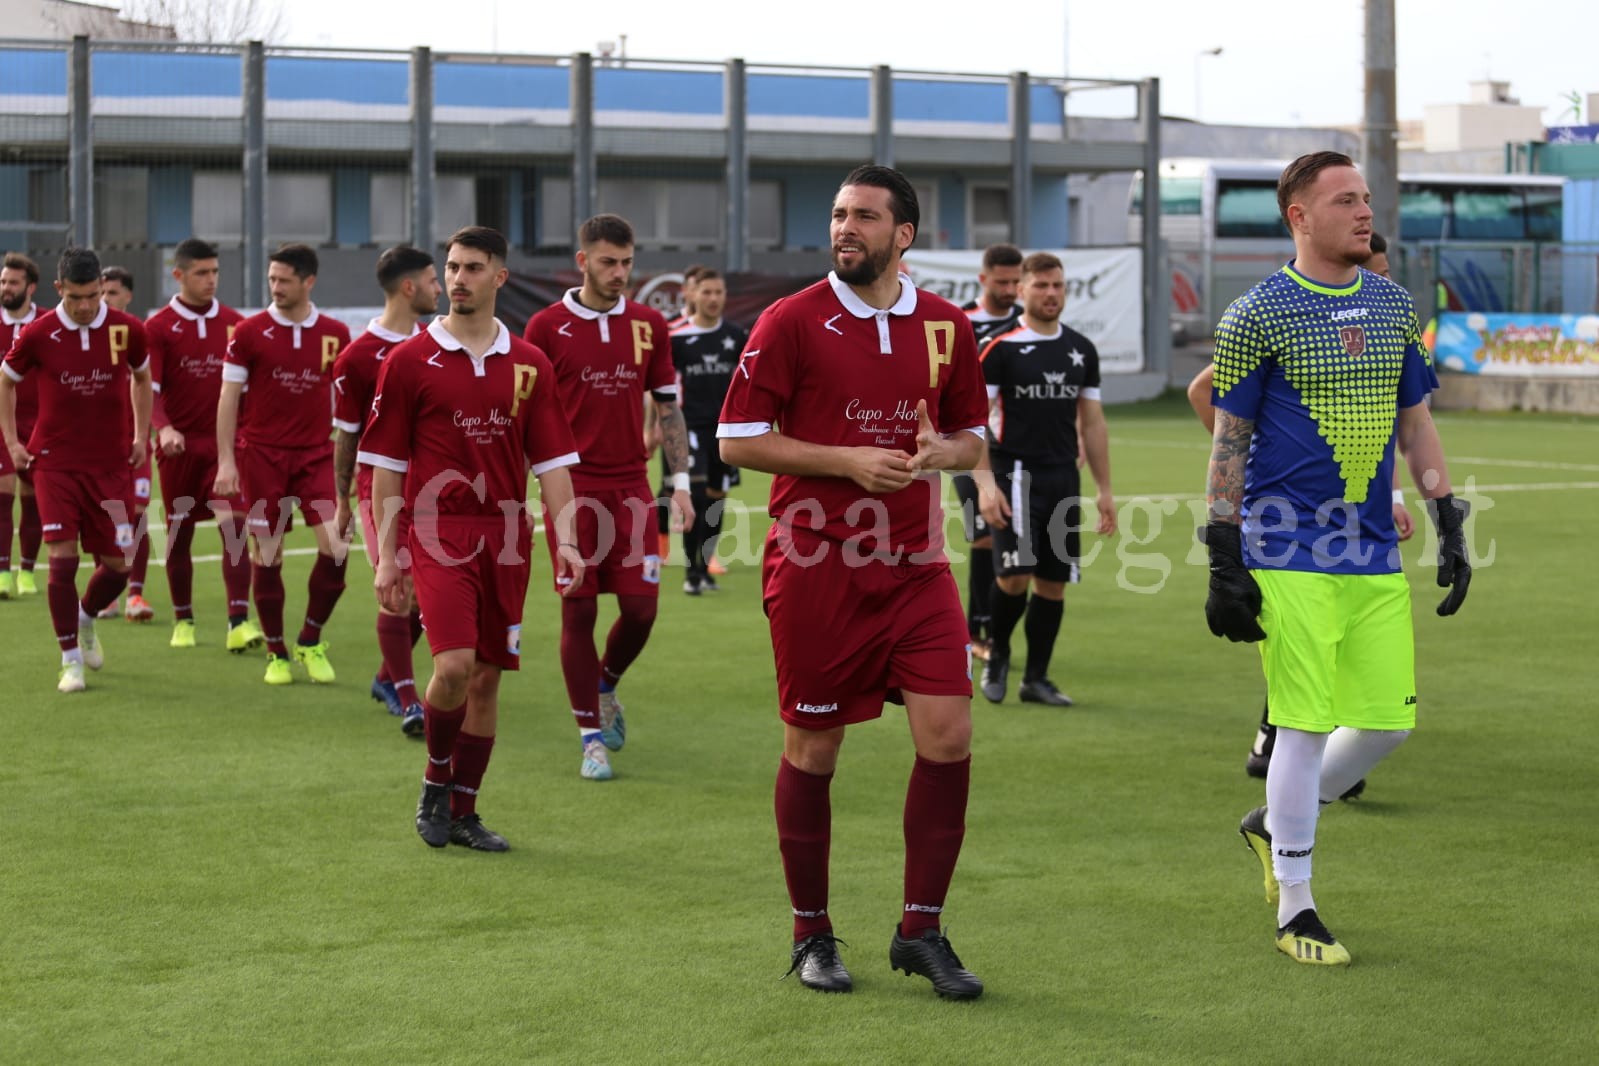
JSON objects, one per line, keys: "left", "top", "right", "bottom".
{"left": 832, "top": 240, "right": 894, "bottom": 287}
{"left": 1, "top": 291, "right": 24, "bottom": 313}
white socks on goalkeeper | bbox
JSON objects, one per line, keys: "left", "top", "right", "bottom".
{"left": 1319, "top": 727, "right": 1411, "bottom": 803}
{"left": 1266, "top": 728, "right": 1327, "bottom": 927}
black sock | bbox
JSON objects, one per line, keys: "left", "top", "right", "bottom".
{"left": 1253, "top": 702, "right": 1276, "bottom": 757}
{"left": 704, "top": 497, "right": 724, "bottom": 566}
{"left": 1022, "top": 595, "right": 1064, "bottom": 682}
{"left": 968, "top": 548, "right": 994, "bottom": 640}
{"left": 989, "top": 588, "right": 1028, "bottom": 661}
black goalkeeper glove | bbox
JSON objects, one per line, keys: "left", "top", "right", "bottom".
{"left": 1425, "top": 494, "right": 1472, "bottom": 616}
{"left": 1202, "top": 522, "right": 1267, "bottom": 643}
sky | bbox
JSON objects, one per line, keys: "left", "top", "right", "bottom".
{"left": 267, "top": 0, "right": 1599, "bottom": 130}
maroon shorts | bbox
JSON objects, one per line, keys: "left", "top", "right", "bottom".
{"left": 543, "top": 482, "right": 662, "bottom": 599}
{"left": 32, "top": 465, "right": 136, "bottom": 557}
{"left": 409, "top": 516, "right": 531, "bottom": 671}
{"left": 761, "top": 526, "right": 973, "bottom": 730}
{"left": 157, "top": 441, "right": 245, "bottom": 524}
{"left": 358, "top": 491, "right": 412, "bottom": 571}
{"left": 239, "top": 440, "right": 336, "bottom": 537}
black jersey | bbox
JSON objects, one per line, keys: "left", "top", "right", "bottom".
{"left": 980, "top": 321, "right": 1102, "bottom": 465}
{"left": 961, "top": 299, "right": 1021, "bottom": 345}
{"left": 671, "top": 318, "right": 748, "bottom": 425}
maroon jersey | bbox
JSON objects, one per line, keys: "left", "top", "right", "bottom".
{"left": 146, "top": 296, "right": 244, "bottom": 438}
{"left": 222, "top": 304, "right": 351, "bottom": 451}
{"left": 332, "top": 319, "right": 420, "bottom": 501}
{"left": 523, "top": 290, "right": 674, "bottom": 490}
{"left": 358, "top": 319, "right": 578, "bottom": 519}
{"left": 2, "top": 305, "right": 41, "bottom": 439}
{"left": 717, "top": 273, "right": 987, "bottom": 557}
{"left": 2, "top": 304, "right": 148, "bottom": 471}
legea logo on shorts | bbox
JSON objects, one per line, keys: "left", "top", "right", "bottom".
{"left": 794, "top": 701, "right": 839, "bottom": 714}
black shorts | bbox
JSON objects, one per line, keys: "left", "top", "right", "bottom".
{"left": 989, "top": 458, "right": 1082, "bottom": 584}
{"left": 688, "top": 423, "right": 734, "bottom": 493}
{"left": 951, "top": 472, "right": 988, "bottom": 543}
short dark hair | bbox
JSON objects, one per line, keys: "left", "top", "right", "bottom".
{"left": 447, "top": 226, "right": 508, "bottom": 263}
{"left": 579, "top": 214, "right": 634, "bottom": 249}
{"left": 174, "top": 238, "right": 219, "bottom": 269}
{"left": 982, "top": 243, "right": 1023, "bottom": 271}
{"left": 100, "top": 265, "right": 133, "bottom": 290}
{"left": 1021, "top": 251, "right": 1063, "bottom": 276}
{"left": 269, "top": 242, "right": 319, "bottom": 279}
{"left": 1369, "top": 232, "right": 1388, "bottom": 255}
{"left": 683, "top": 264, "right": 709, "bottom": 284}
{"left": 694, "top": 268, "right": 722, "bottom": 284}
{"left": 58, "top": 247, "right": 101, "bottom": 285}
{"left": 2, "top": 252, "right": 39, "bottom": 286}
{"left": 840, "top": 164, "right": 920, "bottom": 240}
{"left": 375, "top": 244, "right": 436, "bottom": 292}
{"left": 1277, "top": 151, "right": 1357, "bottom": 229}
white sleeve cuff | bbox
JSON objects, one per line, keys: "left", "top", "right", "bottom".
{"left": 1392, "top": 488, "right": 1405, "bottom": 505}
{"left": 221, "top": 363, "right": 249, "bottom": 384}
{"left": 530, "top": 451, "right": 580, "bottom": 477}
{"left": 132, "top": 357, "right": 150, "bottom": 374}
{"left": 1082, "top": 387, "right": 1103, "bottom": 402}
{"left": 151, "top": 381, "right": 163, "bottom": 393}
{"left": 356, "top": 450, "right": 408, "bottom": 473}
{"left": 958, "top": 426, "right": 986, "bottom": 440}
{"left": 717, "top": 421, "right": 772, "bottom": 438}
{"left": 332, "top": 418, "right": 362, "bottom": 434}
{"left": 652, "top": 383, "right": 681, "bottom": 400}
{"left": 671, "top": 472, "right": 690, "bottom": 492}
{"left": 985, "top": 385, "right": 1001, "bottom": 401}
{"left": 1, "top": 364, "right": 23, "bottom": 383}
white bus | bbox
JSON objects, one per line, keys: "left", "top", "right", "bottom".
{"left": 1129, "top": 158, "right": 1566, "bottom": 343}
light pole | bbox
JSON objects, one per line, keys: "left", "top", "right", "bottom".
{"left": 1194, "top": 46, "right": 1223, "bottom": 122}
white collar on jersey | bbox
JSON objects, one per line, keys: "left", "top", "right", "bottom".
{"left": 426, "top": 317, "right": 511, "bottom": 356}
{"left": 1010, "top": 321, "right": 1065, "bottom": 343}
{"left": 828, "top": 271, "right": 918, "bottom": 319}
{"left": 670, "top": 318, "right": 723, "bottom": 337}
{"left": 267, "top": 303, "right": 320, "bottom": 330}
{"left": 55, "top": 301, "right": 107, "bottom": 332}
{"left": 366, "top": 317, "right": 421, "bottom": 344}
{"left": 168, "top": 296, "right": 220, "bottom": 323}
{"left": 561, "top": 288, "right": 628, "bottom": 321}
{"left": 2, "top": 304, "right": 37, "bottom": 327}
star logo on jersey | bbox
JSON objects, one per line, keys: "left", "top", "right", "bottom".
{"left": 737, "top": 348, "right": 762, "bottom": 379}
{"left": 1068, "top": 349, "right": 1086, "bottom": 367}
{"left": 1043, "top": 371, "right": 1067, "bottom": 385}
{"left": 722, "top": 336, "right": 737, "bottom": 350}
{"left": 1019, "top": 345, "right": 1036, "bottom": 354}
{"left": 823, "top": 314, "right": 843, "bottom": 336}
{"left": 1339, "top": 325, "right": 1366, "bottom": 357}
{"left": 558, "top": 322, "right": 573, "bottom": 338}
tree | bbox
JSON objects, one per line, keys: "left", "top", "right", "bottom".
{"left": 119, "top": 0, "right": 288, "bottom": 44}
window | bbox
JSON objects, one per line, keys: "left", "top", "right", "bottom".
{"left": 193, "top": 172, "right": 241, "bottom": 241}
{"left": 541, "top": 176, "right": 572, "bottom": 247}
{"left": 371, "top": 172, "right": 408, "bottom": 244}
{"left": 969, "top": 184, "right": 1008, "bottom": 249}
{"left": 435, "top": 176, "right": 475, "bottom": 242}
{"left": 1398, "top": 186, "right": 1446, "bottom": 241}
{"left": 749, "top": 180, "right": 782, "bottom": 248}
{"left": 597, "top": 179, "right": 660, "bottom": 238}
{"left": 1214, "top": 180, "right": 1284, "bottom": 238}
{"left": 1452, "top": 188, "right": 1523, "bottom": 239}
{"left": 1524, "top": 186, "right": 1563, "bottom": 241}
{"left": 369, "top": 173, "right": 478, "bottom": 245}
{"left": 95, "top": 166, "right": 148, "bottom": 245}
{"left": 192, "top": 171, "right": 332, "bottom": 244}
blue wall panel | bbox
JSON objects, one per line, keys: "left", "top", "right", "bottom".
{"left": 749, "top": 74, "right": 866, "bottom": 119}
{"left": 436, "top": 62, "right": 568, "bottom": 110}
{"left": 148, "top": 166, "right": 192, "bottom": 245}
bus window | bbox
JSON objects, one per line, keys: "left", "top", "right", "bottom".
{"left": 1214, "top": 180, "right": 1284, "bottom": 238}
{"left": 1453, "top": 188, "right": 1524, "bottom": 239}
{"left": 1130, "top": 175, "right": 1202, "bottom": 215}
{"left": 1399, "top": 187, "right": 1445, "bottom": 240}
{"left": 1525, "top": 187, "right": 1563, "bottom": 240}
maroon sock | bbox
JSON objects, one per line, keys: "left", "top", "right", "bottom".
{"left": 776, "top": 756, "right": 834, "bottom": 940}
{"left": 423, "top": 700, "right": 466, "bottom": 786}
{"left": 0, "top": 491, "right": 13, "bottom": 570}
{"left": 560, "top": 597, "right": 601, "bottom": 730}
{"left": 166, "top": 521, "right": 196, "bottom": 620}
{"left": 600, "top": 594, "right": 658, "bottom": 685}
{"left": 253, "top": 563, "right": 287, "bottom": 657}
{"left": 80, "top": 564, "right": 129, "bottom": 618}
{"left": 218, "top": 517, "right": 253, "bottom": 620}
{"left": 48, "top": 555, "right": 81, "bottom": 652}
{"left": 298, "top": 552, "right": 346, "bottom": 646}
{"left": 900, "top": 754, "right": 971, "bottom": 937}
{"left": 18, "top": 493, "right": 41, "bottom": 568}
{"left": 449, "top": 731, "right": 495, "bottom": 818}
{"left": 128, "top": 524, "right": 150, "bottom": 595}
{"left": 376, "top": 611, "right": 417, "bottom": 705}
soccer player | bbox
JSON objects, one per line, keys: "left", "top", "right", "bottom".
{"left": 719, "top": 164, "right": 989, "bottom": 1000}
{"left": 215, "top": 243, "right": 352, "bottom": 685}
{"left": 974, "top": 252, "right": 1116, "bottom": 706}
{"left": 666, "top": 263, "right": 708, "bottom": 330}
{"left": 361, "top": 225, "right": 583, "bottom": 852}
{"left": 145, "top": 239, "right": 261, "bottom": 652}
{"left": 669, "top": 268, "right": 746, "bottom": 594}
{"left": 93, "top": 266, "right": 157, "bottom": 622}
{"left": 332, "top": 245, "right": 439, "bottom": 735}
{"left": 0, "top": 253, "right": 44, "bottom": 601}
{"left": 525, "top": 213, "right": 690, "bottom": 782}
{"left": 952, "top": 243, "right": 1024, "bottom": 659}
{"left": 1202, "top": 153, "right": 1471, "bottom": 965}
{"left": 1187, "top": 231, "right": 1411, "bottom": 783}
{"left": 653, "top": 264, "right": 710, "bottom": 555}
{"left": 0, "top": 247, "right": 152, "bottom": 693}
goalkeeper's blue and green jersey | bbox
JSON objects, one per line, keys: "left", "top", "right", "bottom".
{"left": 1211, "top": 262, "right": 1438, "bottom": 575}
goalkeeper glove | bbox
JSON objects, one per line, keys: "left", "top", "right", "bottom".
{"left": 1424, "top": 494, "right": 1472, "bottom": 616}
{"left": 1202, "top": 522, "right": 1267, "bottom": 642}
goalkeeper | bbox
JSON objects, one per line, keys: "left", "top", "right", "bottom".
{"left": 1200, "top": 152, "right": 1473, "bottom": 967}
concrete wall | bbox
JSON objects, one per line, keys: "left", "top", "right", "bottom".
{"left": 1433, "top": 373, "right": 1599, "bottom": 415}
{"left": 1423, "top": 103, "right": 1544, "bottom": 153}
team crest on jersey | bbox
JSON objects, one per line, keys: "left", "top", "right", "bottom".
{"left": 1338, "top": 325, "right": 1366, "bottom": 357}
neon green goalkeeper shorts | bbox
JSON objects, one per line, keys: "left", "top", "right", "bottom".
{"left": 1254, "top": 569, "right": 1417, "bottom": 733}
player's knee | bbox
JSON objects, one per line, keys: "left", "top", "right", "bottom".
{"left": 618, "top": 595, "right": 658, "bottom": 627}
{"left": 995, "top": 573, "right": 1029, "bottom": 596}
{"left": 430, "top": 651, "right": 474, "bottom": 697}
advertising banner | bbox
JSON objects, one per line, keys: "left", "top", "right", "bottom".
{"left": 1434, "top": 312, "right": 1599, "bottom": 377}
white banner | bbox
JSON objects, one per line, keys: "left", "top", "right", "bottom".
{"left": 902, "top": 247, "right": 1144, "bottom": 373}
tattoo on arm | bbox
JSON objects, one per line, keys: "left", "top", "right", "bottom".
{"left": 1207, "top": 410, "right": 1254, "bottom": 524}
{"left": 334, "top": 429, "right": 358, "bottom": 501}
{"left": 657, "top": 401, "right": 690, "bottom": 476}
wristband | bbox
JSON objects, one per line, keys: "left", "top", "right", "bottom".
{"left": 671, "top": 472, "right": 690, "bottom": 492}
{"left": 1392, "top": 489, "right": 1404, "bottom": 505}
